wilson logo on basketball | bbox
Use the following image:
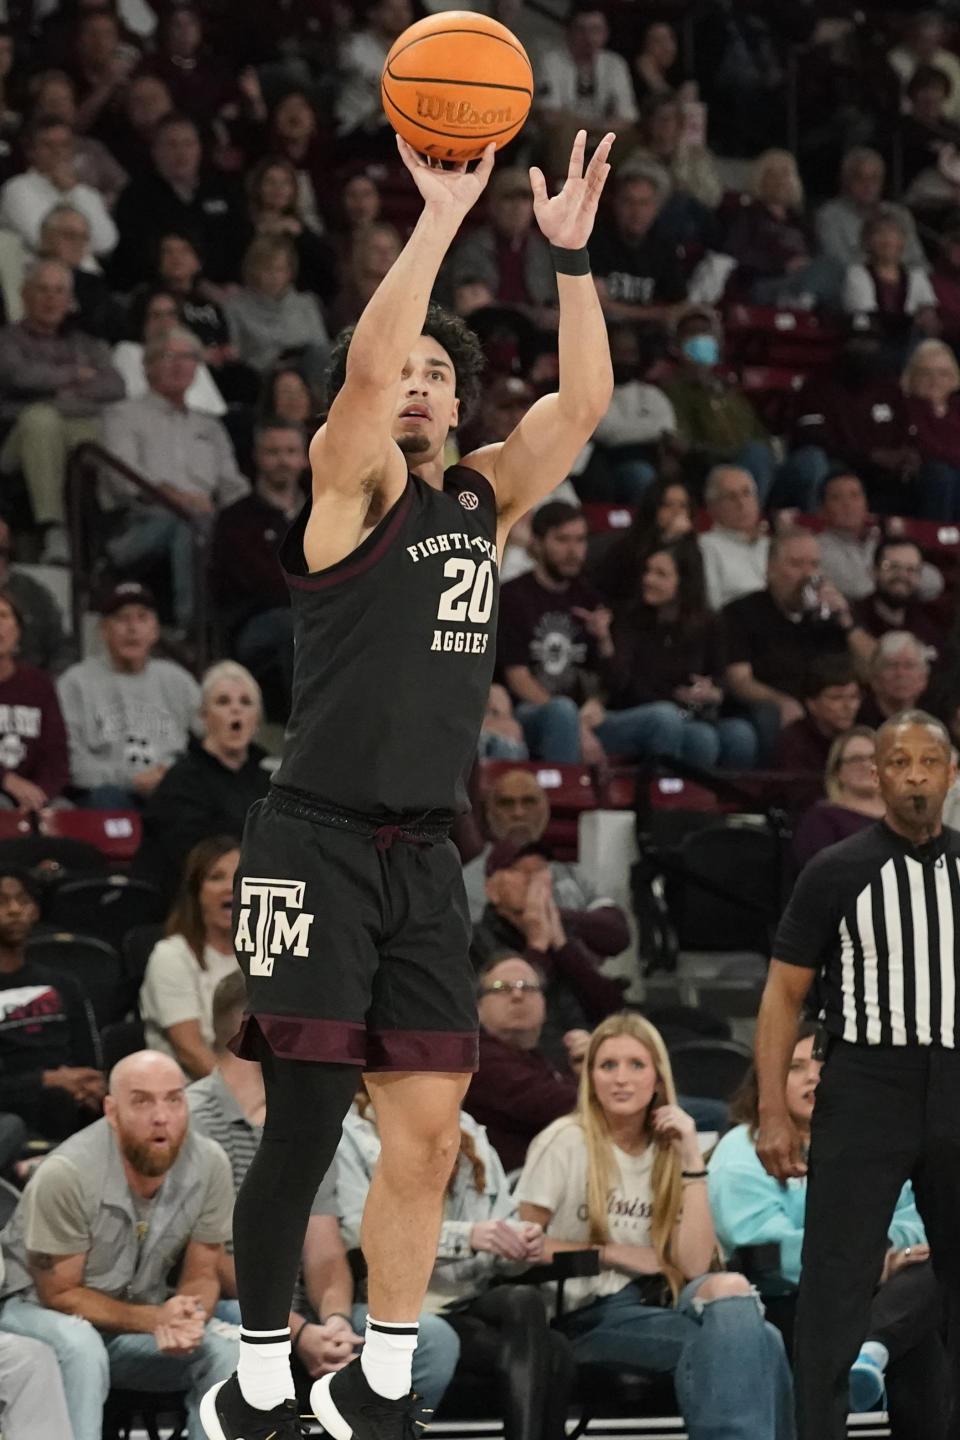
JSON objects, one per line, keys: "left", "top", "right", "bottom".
{"left": 415, "top": 92, "right": 512, "bottom": 127}
{"left": 457, "top": 491, "right": 479, "bottom": 510}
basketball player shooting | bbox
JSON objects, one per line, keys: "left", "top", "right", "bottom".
{"left": 200, "top": 128, "right": 615, "bottom": 1440}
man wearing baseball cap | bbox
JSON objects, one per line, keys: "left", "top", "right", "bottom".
{"left": 664, "top": 303, "right": 778, "bottom": 502}
{"left": 56, "top": 580, "right": 199, "bottom": 808}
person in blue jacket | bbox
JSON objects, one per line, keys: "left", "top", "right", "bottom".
{"left": 708, "top": 1022, "right": 946, "bottom": 1437}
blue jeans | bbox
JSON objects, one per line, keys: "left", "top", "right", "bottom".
{"left": 558, "top": 1276, "right": 795, "bottom": 1440}
{"left": 750, "top": 256, "right": 845, "bottom": 312}
{"left": 515, "top": 697, "right": 581, "bottom": 763}
{"left": 233, "top": 607, "right": 295, "bottom": 699}
{"left": 109, "top": 506, "right": 198, "bottom": 627}
{"left": 0, "top": 1295, "right": 239, "bottom": 1440}
{"left": 594, "top": 702, "right": 758, "bottom": 769}
{"left": 76, "top": 783, "right": 138, "bottom": 809}
{"left": 917, "top": 461, "right": 960, "bottom": 522}
{"left": 732, "top": 439, "right": 778, "bottom": 508}
{"left": 213, "top": 1300, "right": 459, "bottom": 1415}
{"left": 585, "top": 449, "right": 658, "bottom": 503}
{"left": 746, "top": 701, "right": 784, "bottom": 767}
{"left": 775, "top": 445, "right": 831, "bottom": 513}
{"left": 477, "top": 731, "right": 529, "bottom": 760}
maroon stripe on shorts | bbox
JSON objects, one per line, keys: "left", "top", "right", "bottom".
{"left": 230, "top": 1013, "right": 368, "bottom": 1065}
{"left": 365, "top": 1028, "right": 479, "bottom": 1073}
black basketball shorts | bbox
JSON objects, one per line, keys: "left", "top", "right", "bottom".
{"left": 229, "top": 786, "right": 479, "bottom": 1072}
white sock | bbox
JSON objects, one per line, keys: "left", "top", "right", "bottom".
{"left": 237, "top": 1327, "right": 295, "bottom": 1411}
{"left": 360, "top": 1317, "right": 419, "bottom": 1401}
{"left": 858, "top": 1340, "right": 890, "bottom": 1373}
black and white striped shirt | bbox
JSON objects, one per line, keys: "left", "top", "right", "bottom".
{"left": 775, "top": 821, "right": 960, "bottom": 1048}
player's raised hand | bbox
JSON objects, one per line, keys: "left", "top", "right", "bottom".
{"left": 530, "top": 130, "right": 614, "bottom": 250}
{"left": 397, "top": 136, "right": 496, "bottom": 219}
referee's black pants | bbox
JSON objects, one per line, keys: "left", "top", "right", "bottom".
{"left": 796, "top": 1041, "right": 960, "bottom": 1440}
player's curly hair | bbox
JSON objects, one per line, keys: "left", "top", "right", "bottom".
{"left": 324, "top": 302, "right": 486, "bottom": 421}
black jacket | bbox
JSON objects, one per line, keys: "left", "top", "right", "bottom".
{"left": 0, "top": 960, "right": 99, "bottom": 1112}
{"left": 135, "top": 736, "right": 272, "bottom": 901}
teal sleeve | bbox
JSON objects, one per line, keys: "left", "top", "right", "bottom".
{"left": 707, "top": 1139, "right": 805, "bottom": 1286}
{"left": 887, "top": 1182, "right": 927, "bottom": 1251}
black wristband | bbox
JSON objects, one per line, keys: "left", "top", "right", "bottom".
{"left": 550, "top": 244, "right": 591, "bottom": 276}
{"left": 681, "top": 1169, "right": 708, "bottom": 1179}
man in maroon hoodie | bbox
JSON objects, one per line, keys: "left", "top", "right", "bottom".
{"left": 464, "top": 953, "right": 579, "bottom": 1173}
{"left": 775, "top": 654, "right": 861, "bottom": 780}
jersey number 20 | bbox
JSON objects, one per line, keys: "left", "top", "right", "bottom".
{"left": 437, "top": 558, "right": 495, "bottom": 625}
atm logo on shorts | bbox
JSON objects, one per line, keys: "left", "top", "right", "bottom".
{"left": 234, "top": 878, "right": 315, "bottom": 977}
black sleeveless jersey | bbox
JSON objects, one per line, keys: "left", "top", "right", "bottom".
{"left": 274, "top": 464, "right": 499, "bottom": 818}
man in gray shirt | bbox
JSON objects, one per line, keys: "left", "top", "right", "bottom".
{"left": 815, "top": 148, "right": 926, "bottom": 270}
{"left": 57, "top": 579, "right": 200, "bottom": 808}
{"left": 101, "top": 326, "right": 248, "bottom": 628}
{"left": 0, "top": 259, "right": 124, "bottom": 563}
{"left": 0, "top": 1049, "right": 236, "bottom": 1440}
{"left": 816, "top": 470, "right": 943, "bottom": 603}
{"left": 697, "top": 465, "right": 770, "bottom": 611}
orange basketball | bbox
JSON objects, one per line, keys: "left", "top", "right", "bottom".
{"left": 381, "top": 11, "right": 533, "bottom": 162}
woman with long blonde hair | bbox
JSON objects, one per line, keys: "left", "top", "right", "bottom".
{"left": 517, "top": 1013, "right": 794, "bottom": 1439}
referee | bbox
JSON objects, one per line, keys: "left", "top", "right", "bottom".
{"left": 756, "top": 709, "right": 960, "bottom": 1440}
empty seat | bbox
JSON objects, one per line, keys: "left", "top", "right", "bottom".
{"left": 100, "top": 1018, "right": 147, "bottom": 1076}
{"left": 0, "top": 834, "right": 107, "bottom": 881}
{"left": 41, "top": 809, "right": 142, "bottom": 864}
{"left": 46, "top": 876, "right": 166, "bottom": 955}
{"left": 122, "top": 922, "right": 166, "bottom": 998}
{"left": 25, "top": 931, "right": 124, "bottom": 1029}
{"left": 668, "top": 1037, "right": 754, "bottom": 1101}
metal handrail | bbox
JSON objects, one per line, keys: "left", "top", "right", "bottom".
{"left": 65, "top": 440, "right": 211, "bottom": 672}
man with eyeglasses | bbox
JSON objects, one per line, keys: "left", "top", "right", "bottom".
{"left": 37, "top": 204, "right": 125, "bottom": 343}
{"left": 850, "top": 537, "right": 943, "bottom": 666}
{"left": 465, "top": 953, "right": 579, "bottom": 1172}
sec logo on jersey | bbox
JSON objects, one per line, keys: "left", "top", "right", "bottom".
{"left": 457, "top": 491, "right": 479, "bottom": 511}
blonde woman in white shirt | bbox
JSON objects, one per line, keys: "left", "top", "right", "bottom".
{"left": 516, "top": 1013, "right": 794, "bottom": 1440}
{"left": 139, "top": 834, "right": 241, "bottom": 1079}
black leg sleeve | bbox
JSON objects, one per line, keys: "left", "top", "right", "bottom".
{"left": 233, "top": 1051, "right": 360, "bottom": 1330}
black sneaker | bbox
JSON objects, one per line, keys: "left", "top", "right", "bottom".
{"left": 311, "top": 1360, "right": 426, "bottom": 1440}
{"left": 200, "top": 1374, "right": 307, "bottom": 1440}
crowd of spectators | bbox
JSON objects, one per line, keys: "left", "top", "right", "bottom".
{"left": 0, "top": 0, "right": 955, "bottom": 1435}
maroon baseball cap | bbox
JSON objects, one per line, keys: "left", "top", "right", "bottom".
{"left": 99, "top": 580, "right": 159, "bottom": 616}
{"left": 485, "top": 838, "right": 553, "bottom": 878}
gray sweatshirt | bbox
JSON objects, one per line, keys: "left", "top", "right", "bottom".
{"left": 224, "top": 287, "right": 329, "bottom": 373}
{"left": 0, "top": 321, "right": 124, "bottom": 420}
{"left": 57, "top": 654, "right": 200, "bottom": 789}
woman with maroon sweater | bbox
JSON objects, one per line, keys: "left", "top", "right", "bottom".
{"left": 0, "top": 589, "right": 69, "bottom": 812}
{"left": 595, "top": 543, "right": 758, "bottom": 768}
{"left": 792, "top": 726, "right": 884, "bottom": 871}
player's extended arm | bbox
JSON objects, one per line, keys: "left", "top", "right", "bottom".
{"left": 310, "top": 138, "right": 496, "bottom": 503}
{"left": 463, "top": 132, "right": 615, "bottom": 540}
